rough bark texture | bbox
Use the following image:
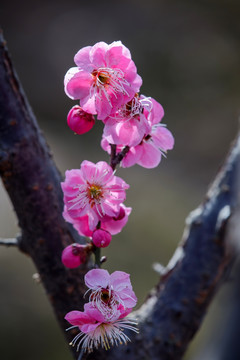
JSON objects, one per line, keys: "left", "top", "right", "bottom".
{"left": 0, "top": 29, "right": 239, "bottom": 360}
{"left": 0, "top": 29, "right": 92, "bottom": 357}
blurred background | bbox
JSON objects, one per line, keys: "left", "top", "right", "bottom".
{"left": 0, "top": 0, "right": 240, "bottom": 359}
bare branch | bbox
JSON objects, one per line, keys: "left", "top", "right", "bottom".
{"left": 0, "top": 29, "right": 92, "bottom": 359}
{"left": 0, "top": 237, "right": 18, "bottom": 246}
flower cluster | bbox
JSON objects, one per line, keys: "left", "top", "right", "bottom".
{"left": 64, "top": 41, "right": 174, "bottom": 169}
{"left": 61, "top": 160, "right": 131, "bottom": 262}
{"left": 65, "top": 269, "right": 138, "bottom": 353}
{"left": 62, "top": 41, "right": 174, "bottom": 354}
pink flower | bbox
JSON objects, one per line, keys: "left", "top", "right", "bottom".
{"left": 65, "top": 302, "right": 138, "bottom": 353}
{"left": 85, "top": 269, "right": 137, "bottom": 316}
{"left": 64, "top": 41, "right": 142, "bottom": 120}
{"left": 103, "top": 95, "right": 151, "bottom": 147}
{"left": 61, "top": 243, "right": 92, "bottom": 268}
{"left": 61, "top": 161, "right": 129, "bottom": 230}
{"left": 101, "top": 97, "right": 174, "bottom": 169}
{"left": 67, "top": 105, "right": 95, "bottom": 135}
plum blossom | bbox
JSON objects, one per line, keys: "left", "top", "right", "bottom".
{"left": 65, "top": 302, "right": 138, "bottom": 353}
{"left": 67, "top": 105, "right": 95, "bottom": 135}
{"left": 85, "top": 269, "right": 137, "bottom": 317}
{"left": 101, "top": 97, "right": 174, "bottom": 169}
{"left": 64, "top": 41, "right": 142, "bottom": 120}
{"left": 103, "top": 94, "right": 152, "bottom": 147}
{"left": 61, "top": 161, "right": 129, "bottom": 230}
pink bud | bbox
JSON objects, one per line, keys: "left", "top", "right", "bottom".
{"left": 67, "top": 105, "right": 95, "bottom": 135}
{"left": 61, "top": 243, "right": 88, "bottom": 268}
{"left": 92, "top": 229, "right": 112, "bottom": 248}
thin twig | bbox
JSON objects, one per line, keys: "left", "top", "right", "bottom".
{"left": 0, "top": 238, "right": 18, "bottom": 246}
{"left": 110, "top": 145, "right": 130, "bottom": 171}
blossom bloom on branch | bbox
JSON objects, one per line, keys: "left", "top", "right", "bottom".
{"left": 65, "top": 302, "right": 138, "bottom": 353}
{"left": 85, "top": 269, "right": 137, "bottom": 317}
{"left": 64, "top": 41, "right": 142, "bottom": 120}
{"left": 101, "top": 97, "right": 174, "bottom": 168}
{"left": 103, "top": 94, "right": 152, "bottom": 147}
{"left": 61, "top": 160, "right": 129, "bottom": 230}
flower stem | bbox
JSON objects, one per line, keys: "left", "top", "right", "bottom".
{"left": 94, "top": 247, "right": 101, "bottom": 268}
{"left": 110, "top": 144, "right": 130, "bottom": 171}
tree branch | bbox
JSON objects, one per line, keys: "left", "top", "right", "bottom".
{"left": 0, "top": 237, "right": 18, "bottom": 246}
{"left": 87, "top": 138, "right": 239, "bottom": 360}
{"left": 0, "top": 29, "right": 93, "bottom": 359}
{"left": 0, "top": 28, "right": 239, "bottom": 360}
{"left": 104, "top": 136, "right": 239, "bottom": 359}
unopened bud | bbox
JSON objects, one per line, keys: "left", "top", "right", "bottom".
{"left": 67, "top": 105, "right": 95, "bottom": 135}
{"left": 92, "top": 229, "right": 112, "bottom": 248}
{"left": 61, "top": 243, "right": 88, "bottom": 268}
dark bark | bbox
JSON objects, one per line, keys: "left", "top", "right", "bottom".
{"left": 0, "top": 29, "right": 239, "bottom": 360}
{"left": 0, "top": 29, "right": 92, "bottom": 357}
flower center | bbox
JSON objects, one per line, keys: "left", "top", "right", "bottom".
{"left": 90, "top": 67, "right": 130, "bottom": 106}
{"left": 87, "top": 184, "right": 103, "bottom": 201}
{"left": 93, "top": 69, "right": 110, "bottom": 85}
{"left": 112, "top": 95, "right": 140, "bottom": 121}
{"left": 101, "top": 289, "right": 111, "bottom": 304}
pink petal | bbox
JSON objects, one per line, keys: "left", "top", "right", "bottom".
{"left": 147, "top": 98, "right": 164, "bottom": 125}
{"left": 103, "top": 117, "right": 146, "bottom": 147}
{"left": 89, "top": 42, "right": 108, "bottom": 67}
{"left": 80, "top": 322, "right": 100, "bottom": 333}
{"left": 85, "top": 269, "right": 110, "bottom": 290}
{"left": 121, "top": 145, "right": 143, "bottom": 168}
{"left": 65, "top": 310, "right": 90, "bottom": 326}
{"left": 123, "top": 60, "right": 139, "bottom": 84}
{"left": 95, "top": 161, "right": 113, "bottom": 184}
{"left": 64, "top": 69, "right": 92, "bottom": 100}
{"left": 137, "top": 142, "right": 161, "bottom": 169}
{"left": 80, "top": 94, "right": 97, "bottom": 115}
{"left": 80, "top": 160, "right": 97, "bottom": 182}
{"left": 118, "top": 306, "right": 132, "bottom": 319}
{"left": 101, "top": 201, "right": 120, "bottom": 217}
{"left": 74, "top": 46, "right": 92, "bottom": 71}
{"left": 84, "top": 302, "right": 107, "bottom": 322}
{"left": 106, "top": 44, "right": 131, "bottom": 70}
{"left": 87, "top": 210, "right": 99, "bottom": 231}
{"left": 101, "top": 206, "right": 131, "bottom": 235}
{"left": 108, "top": 176, "right": 129, "bottom": 190}
{"left": 71, "top": 214, "right": 93, "bottom": 238}
{"left": 151, "top": 126, "right": 174, "bottom": 150}
{"left": 120, "top": 289, "right": 138, "bottom": 308}
{"left": 108, "top": 41, "right": 132, "bottom": 61}
{"left": 110, "top": 271, "right": 132, "bottom": 291}
{"left": 95, "top": 89, "right": 115, "bottom": 120}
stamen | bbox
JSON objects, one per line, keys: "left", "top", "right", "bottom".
{"left": 139, "top": 97, "right": 153, "bottom": 112}
{"left": 90, "top": 67, "right": 130, "bottom": 105}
